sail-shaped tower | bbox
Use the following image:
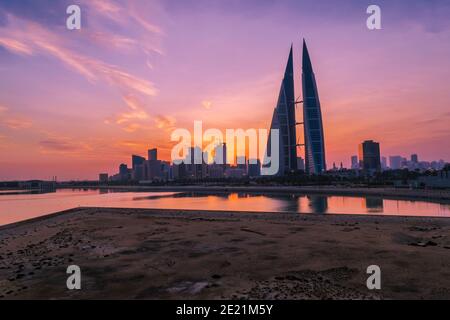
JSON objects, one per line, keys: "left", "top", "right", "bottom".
{"left": 266, "top": 46, "right": 298, "bottom": 175}
{"left": 302, "top": 39, "right": 326, "bottom": 174}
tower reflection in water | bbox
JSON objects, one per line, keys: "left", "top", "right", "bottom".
{"left": 364, "top": 197, "right": 384, "bottom": 213}
{"left": 307, "top": 195, "right": 328, "bottom": 213}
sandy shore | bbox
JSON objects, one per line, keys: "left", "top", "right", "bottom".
{"left": 0, "top": 208, "right": 449, "bottom": 300}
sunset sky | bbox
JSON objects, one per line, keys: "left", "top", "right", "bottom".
{"left": 0, "top": 0, "right": 449, "bottom": 180}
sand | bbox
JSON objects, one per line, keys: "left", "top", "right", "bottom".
{"left": 0, "top": 207, "right": 449, "bottom": 300}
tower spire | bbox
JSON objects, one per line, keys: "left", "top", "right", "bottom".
{"left": 302, "top": 39, "right": 313, "bottom": 74}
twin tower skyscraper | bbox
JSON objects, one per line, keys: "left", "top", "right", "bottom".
{"left": 267, "top": 40, "right": 326, "bottom": 175}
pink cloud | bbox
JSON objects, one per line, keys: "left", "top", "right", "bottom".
{"left": 3, "top": 118, "right": 33, "bottom": 129}
{"left": 0, "top": 37, "right": 33, "bottom": 55}
{"left": 154, "top": 115, "right": 176, "bottom": 131}
{"left": 0, "top": 16, "right": 158, "bottom": 97}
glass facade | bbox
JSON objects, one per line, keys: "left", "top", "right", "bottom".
{"left": 266, "top": 47, "right": 298, "bottom": 175}
{"left": 302, "top": 40, "right": 326, "bottom": 174}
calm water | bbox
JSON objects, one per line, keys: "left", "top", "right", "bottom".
{"left": 0, "top": 188, "right": 449, "bottom": 225}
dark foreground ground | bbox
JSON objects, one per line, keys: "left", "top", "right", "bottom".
{"left": 0, "top": 208, "right": 449, "bottom": 299}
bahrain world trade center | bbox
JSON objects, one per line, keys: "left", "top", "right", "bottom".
{"left": 266, "top": 39, "right": 326, "bottom": 175}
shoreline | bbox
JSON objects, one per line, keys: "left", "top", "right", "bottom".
{"left": 1, "top": 207, "right": 449, "bottom": 299}
{"left": 1, "top": 206, "right": 450, "bottom": 232}
{"left": 58, "top": 185, "right": 450, "bottom": 203}
{"left": 0, "top": 206, "right": 450, "bottom": 232}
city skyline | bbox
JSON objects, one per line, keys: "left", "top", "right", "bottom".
{"left": 1, "top": 0, "right": 450, "bottom": 180}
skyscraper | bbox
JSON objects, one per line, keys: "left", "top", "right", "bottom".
{"left": 119, "top": 163, "right": 129, "bottom": 181}
{"left": 359, "top": 140, "right": 381, "bottom": 174}
{"left": 266, "top": 46, "right": 297, "bottom": 175}
{"left": 132, "top": 155, "right": 146, "bottom": 181}
{"left": 132, "top": 155, "right": 145, "bottom": 170}
{"left": 302, "top": 39, "right": 326, "bottom": 174}
{"left": 148, "top": 148, "right": 157, "bottom": 161}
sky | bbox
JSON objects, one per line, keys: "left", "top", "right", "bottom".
{"left": 0, "top": 0, "right": 449, "bottom": 180}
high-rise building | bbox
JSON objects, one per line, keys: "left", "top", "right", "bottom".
{"left": 131, "top": 155, "right": 146, "bottom": 181}
{"left": 133, "top": 164, "right": 145, "bottom": 181}
{"left": 302, "top": 40, "right": 326, "bottom": 175}
{"left": 351, "top": 155, "right": 359, "bottom": 169}
{"left": 148, "top": 148, "right": 157, "bottom": 161}
{"left": 411, "top": 154, "right": 418, "bottom": 164}
{"left": 119, "top": 163, "right": 130, "bottom": 181}
{"left": 266, "top": 46, "right": 297, "bottom": 175}
{"left": 132, "top": 155, "right": 145, "bottom": 170}
{"left": 358, "top": 140, "right": 381, "bottom": 174}
{"left": 119, "top": 163, "right": 128, "bottom": 175}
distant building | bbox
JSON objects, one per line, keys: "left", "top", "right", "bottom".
{"left": 209, "top": 164, "right": 225, "bottom": 178}
{"left": 172, "top": 163, "right": 187, "bottom": 180}
{"left": 389, "top": 156, "right": 403, "bottom": 170}
{"left": 358, "top": 140, "right": 381, "bottom": 174}
{"left": 418, "top": 168, "right": 450, "bottom": 188}
{"left": 236, "top": 156, "right": 247, "bottom": 173}
{"left": 119, "top": 163, "right": 130, "bottom": 181}
{"left": 183, "top": 147, "right": 207, "bottom": 179}
{"left": 225, "top": 167, "right": 247, "bottom": 178}
{"left": 351, "top": 155, "right": 359, "bottom": 170}
{"left": 148, "top": 148, "right": 158, "bottom": 161}
{"left": 411, "top": 154, "right": 418, "bottom": 164}
{"left": 248, "top": 159, "right": 261, "bottom": 177}
{"left": 133, "top": 164, "right": 146, "bottom": 181}
{"left": 297, "top": 157, "right": 305, "bottom": 171}
{"left": 99, "top": 173, "right": 109, "bottom": 183}
{"left": 381, "top": 157, "right": 387, "bottom": 170}
{"left": 119, "top": 163, "right": 128, "bottom": 176}
{"left": 213, "top": 143, "right": 227, "bottom": 165}
{"left": 132, "top": 155, "right": 145, "bottom": 170}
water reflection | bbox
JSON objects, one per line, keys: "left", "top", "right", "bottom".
{"left": 0, "top": 189, "right": 449, "bottom": 226}
{"left": 307, "top": 195, "right": 328, "bottom": 214}
{"left": 365, "top": 197, "right": 384, "bottom": 213}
